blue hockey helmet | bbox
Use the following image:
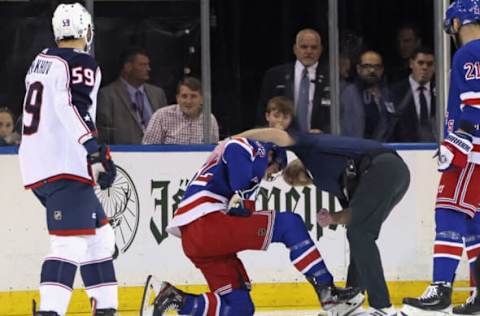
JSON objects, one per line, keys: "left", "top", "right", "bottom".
{"left": 444, "top": 0, "right": 480, "bottom": 34}
{"left": 270, "top": 144, "right": 288, "bottom": 171}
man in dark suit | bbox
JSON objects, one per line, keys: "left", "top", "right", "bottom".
{"left": 96, "top": 46, "right": 167, "bottom": 144}
{"left": 391, "top": 46, "right": 436, "bottom": 142}
{"left": 257, "top": 29, "right": 330, "bottom": 132}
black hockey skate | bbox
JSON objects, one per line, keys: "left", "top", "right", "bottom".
{"left": 90, "top": 298, "right": 118, "bottom": 316}
{"left": 152, "top": 282, "right": 186, "bottom": 316}
{"left": 31, "top": 300, "right": 59, "bottom": 316}
{"left": 453, "top": 293, "right": 480, "bottom": 315}
{"left": 307, "top": 277, "right": 364, "bottom": 314}
{"left": 402, "top": 282, "right": 452, "bottom": 312}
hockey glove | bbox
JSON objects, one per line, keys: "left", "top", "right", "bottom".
{"left": 84, "top": 138, "right": 117, "bottom": 190}
{"left": 226, "top": 193, "right": 252, "bottom": 217}
{"left": 317, "top": 208, "right": 334, "bottom": 228}
{"left": 438, "top": 131, "right": 473, "bottom": 172}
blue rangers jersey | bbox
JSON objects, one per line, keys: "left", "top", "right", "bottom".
{"left": 446, "top": 39, "right": 480, "bottom": 163}
{"left": 166, "top": 137, "right": 271, "bottom": 237}
{"left": 19, "top": 47, "right": 100, "bottom": 188}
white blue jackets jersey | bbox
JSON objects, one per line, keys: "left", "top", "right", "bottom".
{"left": 166, "top": 137, "right": 270, "bottom": 237}
{"left": 446, "top": 39, "right": 480, "bottom": 163}
{"left": 19, "top": 47, "right": 101, "bottom": 188}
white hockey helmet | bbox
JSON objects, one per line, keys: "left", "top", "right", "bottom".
{"left": 52, "top": 3, "right": 93, "bottom": 46}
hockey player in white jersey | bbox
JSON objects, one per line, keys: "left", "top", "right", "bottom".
{"left": 18, "top": 3, "right": 118, "bottom": 316}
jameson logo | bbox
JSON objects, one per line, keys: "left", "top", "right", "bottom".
{"left": 149, "top": 179, "right": 339, "bottom": 245}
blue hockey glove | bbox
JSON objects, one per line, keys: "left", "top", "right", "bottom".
{"left": 227, "top": 207, "right": 252, "bottom": 217}
{"left": 84, "top": 138, "right": 117, "bottom": 190}
{"left": 438, "top": 131, "right": 473, "bottom": 172}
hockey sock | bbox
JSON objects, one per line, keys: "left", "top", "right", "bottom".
{"left": 39, "top": 258, "right": 77, "bottom": 315}
{"left": 80, "top": 258, "right": 117, "bottom": 309}
{"left": 433, "top": 209, "right": 465, "bottom": 284}
{"left": 180, "top": 289, "right": 254, "bottom": 316}
{"left": 271, "top": 211, "right": 333, "bottom": 285}
{"left": 465, "top": 234, "right": 480, "bottom": 288}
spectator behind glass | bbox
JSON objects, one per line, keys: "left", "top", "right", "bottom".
{"left": 340, "top": 50, "right": 395, "bottom": 141}
{"left": 0, "top": 107, "right": 20, "bottom": 146}
{"left": 385, "top": 24, "right": 422, "bottom": 84}
{"left": 257, "top": 28, "right": 331, "bottom": 133}
{"left": 143, "top": 77, "right": 219, "bottom": 144}
{"left": 96, "top": 46, "right": 167, "bottom": 144}
{"left": 264, "top": 96, "right": 294, "bottom": 130}
{"left": 391, "top": 46, "right": 436, "bottom": 142}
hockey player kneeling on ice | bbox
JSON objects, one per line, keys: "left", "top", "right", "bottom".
{"left": 401, "top": 1, "right": 480, "bottom": 315}
{"left": 229, "top": 127, "right": 410, "bottom": 316}
{"left": 141, "top": 138, "right": 364, "bottom": 316}
{"left": 18, "top": 3, "right": 119, "bottom": 316}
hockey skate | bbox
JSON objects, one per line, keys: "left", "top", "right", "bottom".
{"left": 308, "top": 277, "right": 364, "bottom": 315}
{"left": 452, "top": 291, "right": 480, "bottom": 315}
{"left": 31, "top": 300, "right": 59, "bottom": 316}
{"left": 140, "top": 275, "right": 164, "bottom": 316}
{"left": 400, "top": 282, "right": 452, "bottom": 315}
{"left": 348, "top": 306, "right": 398, "bottom": 316}
{"left": 90, "top": 298, "right": 118, "bottom": 316}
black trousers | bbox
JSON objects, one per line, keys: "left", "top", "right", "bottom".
{"left": 346, "top": 152, "right": 410, "bottom": 309}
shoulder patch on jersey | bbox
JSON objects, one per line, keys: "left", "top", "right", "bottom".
{"left": 224, "top": 137, "right": 255, "bottom": 161}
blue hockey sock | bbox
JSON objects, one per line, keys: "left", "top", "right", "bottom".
{"left": 272, "top": 211, "right": 333, "bottom": 285}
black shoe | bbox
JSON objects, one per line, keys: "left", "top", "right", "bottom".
{"left": 94, "top": 309, "right": 118, "bottom": 316}
{"left": 307, "top": 277, "right": 364, "bottom": 312}
{"left": 402, "top": 282, "right": 452, "bottom": 311}
{"left": 152, "top": 282, "right": 186, "bottom": 316}
{"left": 32, "top": 299, "right": 59, "bottom": 316}
{"left": 453, "top": 294, "right": 480, "bottom": 315}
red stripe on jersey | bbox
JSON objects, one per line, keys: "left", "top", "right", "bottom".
{"left": 175, "top": 196, "right": 225, "bottom": 216}
{"left": 473, "top": 144, "right": 480, "bottom": 152}
{"left": 25, "top": 174, "right": 95, "bottom": 189}
{"left": 197, "top": 174, "right": 213, "bottom": 182}
{"left": 205, "top": 293, "right": 219, "bottom": 316}
{"left": 434, "top": 244, "right": 463, "bottom": 256}
{"left": 467, "top": 246, "right": 480, "bottom": 260}
{"left": 463, "top": 98, "right": 480, "bottom": 106}
{"left": 294, "top": 249, "right": 321, "bottom": 272}
{"left": 50, "top": 228, "right": 96, "bottom": 236}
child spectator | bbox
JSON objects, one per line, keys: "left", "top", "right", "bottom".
{"left": 264, "top": 96, "right": 294, "bottom": 130}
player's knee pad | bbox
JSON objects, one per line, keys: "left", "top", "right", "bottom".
{"left": 221, "top": 289, "right": 254, "bottom": 316}
{"left": 272, "top": 211, "right": 309, "bottom": 246}
{"left": 435, "top": 208, "right": 468, "bottom": 235}
{"left": 84, "top": 224, "right": 116, "bottom": 261}
{"left": 41, "top": 236, "right": 88, "bottom": 290}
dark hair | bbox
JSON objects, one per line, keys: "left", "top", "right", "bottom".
{"left": 176, "top": 77, "right": 202, "bottom": 95}
{"left": 119, "top": 46, "right": 149, "bottom": 66}
{"left": 410, "top": 46, "right": 434, "bottom": 60}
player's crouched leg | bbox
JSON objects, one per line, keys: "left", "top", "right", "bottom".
{"left": 152, "top": 284, "right": 254, "bottom": 316}
{"left": 271, "top": 211, "right": 363, "bottom": 314}
{"left": 38, "top": 235, "right": 87, "bottom": 315}
{"left": 80, "top": 224, "right": 118, "bottom": 313}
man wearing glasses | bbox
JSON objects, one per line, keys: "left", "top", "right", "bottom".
{"left": 340, "top": 50, "right": 396, "bottom": 141}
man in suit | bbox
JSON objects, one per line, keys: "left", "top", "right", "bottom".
{"left": 391, "top": 46, "right": 436, "bottom": 142}
{"left": 340, "top": 50, "right": 395, "bottom": 141}
{"left": 257, "top": 28, "right": 330, "bottom": 132}
{"left": 96, "top": 46, "right": 167, "bottom": 144}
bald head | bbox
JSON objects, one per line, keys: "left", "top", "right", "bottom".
{"left": 293, "top": 29, "right": 322, "bottom": 67}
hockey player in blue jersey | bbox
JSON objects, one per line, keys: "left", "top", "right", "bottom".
{"left": 142, "top": 137, "right": 364, "bottom": 316}
{"left": 19, "top": 3, "right": 118, "bottom": 315}
{"left": 401, "top": 0, "right": 480, "bottom": 315}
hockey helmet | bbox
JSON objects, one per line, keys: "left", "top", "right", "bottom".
{"left": 52, "top": 3, "right": 94, "bottom": 46}
{"left": 444, "top": 0, "right": 480, "bottom": 34}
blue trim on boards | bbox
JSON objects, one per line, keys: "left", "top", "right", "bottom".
{"left": 0, "top": 142, "right": 437, "bottom": 155}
